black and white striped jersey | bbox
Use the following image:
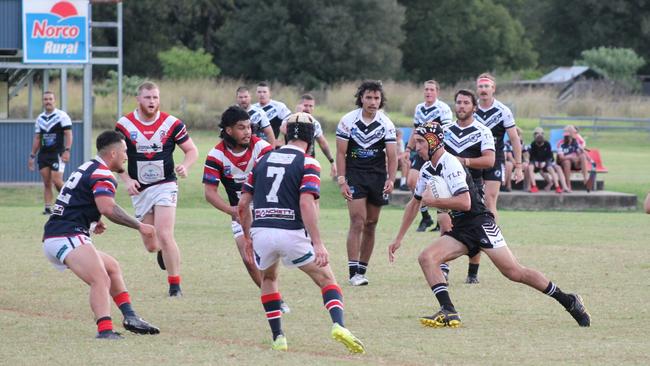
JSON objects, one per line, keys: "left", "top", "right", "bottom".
{"left": 254, "top": 100, "right": 291, "bottom": 139}
{"left": 246, "top": 104, "right": 271, "bottom": 138}
{"left": 336, "top": 108, "right": 397, "bottom": 175}
{"left": 413, "top": 100, "right": 452, "bottom": 128}
{"left": 474, "top": 99, "right": 515, "bottom": 162}
{"left": 443, "top": 121, "right": 494, "bottom": 181}
{"left": 34, "top": 108, "right": 72, "bottom": 154}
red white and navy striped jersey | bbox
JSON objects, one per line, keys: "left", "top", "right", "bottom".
{"left": 115, "top": 110, "right": 190, "bottom": 191}
{"left": 202, "top": 136, "right": 272, "bottom": 206}
{"left": 474, "top": 99, "right": 515, "bottom": 163}
{"left": 336, "top": 108, "right": 397, "bottom": 175}
{"left": 34, "top": 108, "right": 72, "bottom": 154}
{"left": 243, "top": 145, "right": 320, "bottom": 230}
{"left": 44, "top": 157, "right": 116, "bottom": 238}
{"left": 253, "top": 100, "right": 291, "bottom": 139}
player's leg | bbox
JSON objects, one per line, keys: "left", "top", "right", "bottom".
{"left": 436, "top": 211, "right": 453, "bottom": 279}
{"left": 504, "top": 160, "right": 513, "bottom": 191}
{"left": 482, "top": 245, "right": 590, "bottom": 326}
{"left": 299, "top": 262, "right": 365, "bottom": 354}
{"left": 409, "top": 158, "right": 434, "bottom": 232}
{"left": 357, "top": 201, "right": 381, "bottom": 283}
{"left": 153, "top": 205, "right": 182, "bottom": 296}
{"left": 39, "top": 167, "right": 53, "bottom": 214}
{"left": 98, "top": 251, "right": 159, "bottom": 334}
{"left": 64, "top": 243, "right": 118, "bottom": 338}
{"left": 51, "top": 157, "right": 64, "bottom": 191}
{"left": 418, "top": 235, "right": 468, "bottom": 328}
{"left": 483, "top": 178, "right": 501, "bottom": 221}
{"left": 345, "top": 197, "right": 367, "bottom": 283}
{"left": 139, "top": 212, "right": 158, "bottom": 252}
{"left": 259, "top": 261, "right": 287, "bottom": 350}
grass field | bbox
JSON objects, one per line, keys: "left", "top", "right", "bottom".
{"left": 1, "top": 129, "right": 649, "bottom": 365}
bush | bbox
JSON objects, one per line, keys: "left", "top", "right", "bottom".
{"left": 575, "top": 47, "right": 646, "bottom": 91}
{"left": 157, "top": 46, "right": 220, "bottom": 80}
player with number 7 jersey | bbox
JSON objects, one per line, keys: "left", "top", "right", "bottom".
{"left": 238, "top": 113, "right": 366, "bottom": 354}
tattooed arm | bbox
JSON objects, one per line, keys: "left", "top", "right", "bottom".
{"left": 95, "top": 196, "right": 155, "bottom": 237}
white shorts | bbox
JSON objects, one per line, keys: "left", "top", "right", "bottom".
{"left": 131, "top": 182, "right": 178, "bottom": 221}
{"left": 43, "top": 235, "right": 92, "bottom": 271}
{"left": 231, "top": 220, "right": 244, "bottom": 238}
{"left": 250, "top": 227, "right": 315, "bottom": 270}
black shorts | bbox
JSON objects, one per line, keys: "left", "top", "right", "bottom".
{"left": 347, "top": 170, "right": 388, "bottom": 206}
{"left": 37, "top": 152, "right": 64, "bottom": 172}
{"left": 410, "top": 154, "right": 426, "bottom": 171}
{"left": 482, "top": 161, "right": 505, "bottom": 182}
{"left": 443, "top": 214, "right": 507, "bottom": 257}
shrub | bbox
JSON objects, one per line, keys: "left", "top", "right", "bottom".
{"left": 157, "top": 46, "right": 220, "bottom": 80}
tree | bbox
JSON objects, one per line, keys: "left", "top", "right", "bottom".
{"left": 217, "top": 0, "right": 405, "bottom": 87}
{"left": 158, "top": 46, "right": 221, "bottom": 79}
{"left": 399, "top": 0, "right": 537, "bottom": 84}
{"left": 575, "top": 47, "right": 646, "bottom": 90}
{"left": 531, "top": 0, "right": 650, "bottom": 72}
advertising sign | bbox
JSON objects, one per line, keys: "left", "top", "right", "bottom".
{"left": 23, "top": 0, "right": 89, "bottom": 63}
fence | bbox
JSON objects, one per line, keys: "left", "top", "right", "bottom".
{"left": 539, "top": 116, "right": 650, "bottom": 135}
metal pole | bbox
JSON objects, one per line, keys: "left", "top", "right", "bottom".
{"left": 28, "top": 73, "right": 33, "bottom": 120}
{"left": 43, "top": 69, "right": 49, "bottom": 93}
{"left": 83, "top": 3, "right": 93, "bottom": 160}
{"left": 60, "top": 68, "right": 68, "bottom": 111}
{"left": 117, "top": 2, "right": 123, "bottom": 119}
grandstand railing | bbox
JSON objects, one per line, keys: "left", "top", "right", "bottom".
{"left": 539, "top": 116, "right": 650, "bottom": 134}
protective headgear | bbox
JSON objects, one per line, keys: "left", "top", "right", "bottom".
{"left": 414, "top": 121, "right": 445, "bottom": 158}
{"left": 219, "top": 105, "right": 250, "bottom": 148}
{"left": 285, "top": 112, "right": 315, "bottom": 148}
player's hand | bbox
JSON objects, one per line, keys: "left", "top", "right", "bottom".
{"left": 124, "top": 178, "right": 141, "bottom": 196}
{"left": 230, "top": 206, "right": 240, "bottom": 222}
{"left": 313, "top": 242, "right": 329, "bottom": 267}
{"left": 28, "top": 157, "right": 35, "bottom": 171}
{"left": 399, "top": 150, "right": 410, "bottom": 162}
{"left": 339, "top": 182, "right": 353, "bottom": 201}
{"left": 138, "top": 223, "right": 156, "bottom": 240}
{"left": 175, "top": 164, "right": 188, "bottom": 178}
{"left": 61, "top": 151, "right": 70, "bottom": 163}
{"left": 329, "top": 164, "right": 337, "bottom": 179}
{"left": 513, "top": 166, "right": 524, "bottom": 183}
{"left": 93, "top": 220, "right": 107, "bottom": 235}
{"left": 243, "top": 236, "right": 254, "bottom": 265}
{"left": 421, "top": 183, "right": 437, "bottom": 206}
{"left": 388, "top": 239, "right": 401, "bottom": 264}
{"left": 383, "top": 179, "right": 394, "bottom": 194}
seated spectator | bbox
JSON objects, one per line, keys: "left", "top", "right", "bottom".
{"left": 557, "top": 125, "right": 589, "bottom": 191}
{"left": 527, "top": 127, "right": 563, "bottom": 193}
{"left": 503, "top": 127, "right": 529, "bottom": 192}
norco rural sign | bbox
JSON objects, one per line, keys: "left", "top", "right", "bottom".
{"left": 22, "top": 0, "right": 89, "bottom": 63}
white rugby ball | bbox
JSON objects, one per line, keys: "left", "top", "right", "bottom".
{"left": 427, "top": 175, "right": 452, "bottom": 199}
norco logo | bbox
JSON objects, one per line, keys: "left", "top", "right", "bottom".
{"left": 32, "top": 20, "right": 80, "bottom": 39}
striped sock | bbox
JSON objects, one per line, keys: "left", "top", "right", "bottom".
{"left": 168, "top": 275, "right": 181, "bottom": 292}
{"left": 439, "top": 263, "right": 450, "bottom": 275}
{"left": 113, "top": 291, "right": 136, "bottom": 317}
{"left": 431, "top": 283, "right": 455, "bottom": 311}
{"left": 96, "top": 316, "right": 113, "bottom": 334}
{"left": 322, "top": 284, "right": 344, "bottom": 326}
{"left": 357, "top": 261, "right": 368, "bottom": 275}
{"left": 544, "top": 281, "right": 573, "bottom": 308}
{"left": 348, "top": 260, "right": 359, "bottom": 279}
{"left": 261, "top": 292, "right": 283, "bottom": 340}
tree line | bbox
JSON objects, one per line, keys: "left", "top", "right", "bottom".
{"left": 93, "top": 0, "right": 650, "bottom": 87}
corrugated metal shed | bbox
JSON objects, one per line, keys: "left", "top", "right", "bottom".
{"left": 538, "top": 66, "right": 602, "bottom": 84}
{"left": 0, "top": 120, "right": 84, "bottom": 183}
{"left": 0, "top": 0, "right": 22, "bottom": 51}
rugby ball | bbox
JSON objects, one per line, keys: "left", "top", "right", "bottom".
{"left": 428, "top": 176, "right": 452, "bottom": 199}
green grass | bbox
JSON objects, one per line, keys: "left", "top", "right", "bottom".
{"left": 1, "top": 128, "right": 648, "bottom": 365}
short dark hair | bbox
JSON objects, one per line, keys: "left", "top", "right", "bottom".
{"left": 43, "top": 90, "right": 55, "bottom": 97}
{"left": 454, "top": 89, "right": 477, "bottom": 106}
{"left": 219, "top": 105, "right": 250, "bottom": 130}
{"left": 236, "top": 86, "right": 249, "bottom": 94}
{"left": 257, "top": 81, "right": 270, "bottom": 88}
{"left": 96, "top": 130, "right": 125, "bottom": 152}
{"left": 355, "top": 80, "right": 385, "bottom": 109}
{"left": 301, "top": 93, "right": 315, "bottom": 101}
